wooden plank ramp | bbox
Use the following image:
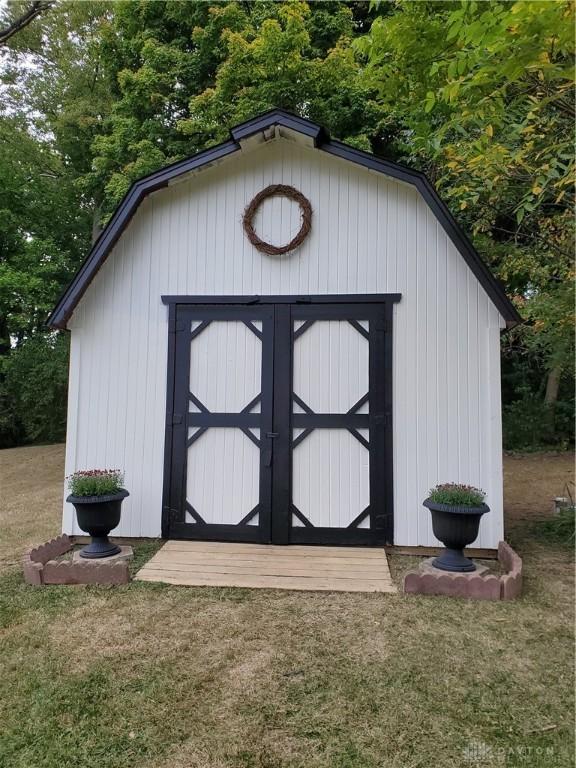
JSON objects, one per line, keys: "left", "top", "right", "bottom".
{"left": 135, "top": 541, "right": 397, "bottom": 593}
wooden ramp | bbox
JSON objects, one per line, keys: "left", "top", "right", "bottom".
{"left": 135, "top": 541, "right": 396, "bottom": 593}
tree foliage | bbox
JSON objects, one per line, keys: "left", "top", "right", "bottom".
{"left": 89, "top": 1, "right": 389, "bottom": 214}
{"left": 0, "top": 0, "right": 573, "bottom": 449}
{"left": 0, "top": 333, "right": 69, "bottom": 447}
{"left": 356, "top": 0, "right": 574, "bottom": 440}
{"left": 0, "top": 1, "right": 54, "bottom": 46}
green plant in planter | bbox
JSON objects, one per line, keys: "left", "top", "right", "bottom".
{"left": 424, "top": 483, "right": 489, "bottom": 572}
{"left": 427, "top": 483, "right": 486, "bottom": 507}
{"left": 67, "top": 469, "right": 124, "bottom": 497}
{"left": 67, "top": 469, "right": 128, "bottom": 559}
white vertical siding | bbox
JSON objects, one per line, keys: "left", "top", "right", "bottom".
{"left": 187, "top": 428, "right": 260, "bottom": 525}
{"left": 292, "top": 319, "right": 370, "bottom": 529}
{"left": 63, "top": 138, "right": 505, "bottom": 547}
{"left": 292, "top": 430, "right": 370, "bottom": 528}
{"left": 189, "top": 321, "right": 262, "bottom": 413}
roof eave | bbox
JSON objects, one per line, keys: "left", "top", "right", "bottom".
{"left": 47, "top": 110, "right": 521, "bottom": 330}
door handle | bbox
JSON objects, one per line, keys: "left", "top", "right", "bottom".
{"left": 264, "top": 433, "right": 278, "bottom": 465}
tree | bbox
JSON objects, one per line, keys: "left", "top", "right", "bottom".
{"left": 0, "top": 116, "right": 91, "bottom": 350}
{"left": 0, "top": 2, "right": 108, "bottom": 445}
{"left": 90, "top": 1, "right": 392, "bottom": 215}
{"left": 357, "top": 0, "right": 575, "bottom": 439}
{"left": 0, "top": 0, "right": 572, "bottom": 449}
{"left": 0, "top": 333, "right": 69, "bottom": 446}
{"left": 0, "top": 1, "right": 54, "bottom": 45}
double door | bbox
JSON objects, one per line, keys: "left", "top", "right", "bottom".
{"left": 163, "top": 297, "right": 395, "bottom": 545}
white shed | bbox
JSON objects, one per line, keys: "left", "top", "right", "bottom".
{"left": 49, "top": 110, "right": 520, "bottom": 551}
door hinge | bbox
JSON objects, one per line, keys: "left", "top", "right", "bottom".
{"left": 163, "top": 505, "right": 179, "bottom": 521}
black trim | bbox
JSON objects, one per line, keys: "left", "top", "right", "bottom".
{"left": 271, "top": 304, "right": 292, "bottom": 544}
{"left": 240, "top": 427, "right": 261, "bottom": 448}
{"left": 347, "top": 507, "right": 371, "bottom": 529}
{"left": 190, "top": 320, "right": 211, "bottom": 340}
{"left": 47, "top": 110, "right": 520, "bottom": 329}
{"left": 230, "top": 108, "right": 328, "bottom": 146}
{"left": 237, "top": 504, "right": 260, "bottom": 526}
{"left": 348, "top": 319, "right": 370, "bottom": 340}
{"left": 368, "top": 303, "right": 393, "bottom": 543}
{"left": 291, "top": 504, "right": 314, "bottom": 528}
{"left": 240, "top": 394, "right": 261, "bottom": 414}
{"left": 162, "top": 294, "right": 402, "bottom": 306}
{"left": 348, "top": 428, "right": 370, "bottom": 449}
{"left": 292, "top": 414, "right": 369, "bottom": 428}
{"left": 161, "top": 303, "right": 177, "bottom": 538}
{"left": 189, "top": 392, "right": 209, "bottom": 413}
{"left": 169, "top": 523, "right": 264, "bottom": 542}
{"left": 48, "top": 140, "right": 238, "bottom": 329}
{"left": 185, "top": 501, "right": 205, "bottom": 525}
{"left": 288, "top": 301, "right": 394, "bottom": 546}
{"left": 243, "top": 319, "right": 263, "bottom": 339}
{"left": 290, "top": 528, "right": 387, "bottom": 546}
{"left": 186, "top": 426, "right": 208, "bottom": 447}
{"left": 164, "top": 304, "right": 274, "bottom": 544}
{"left": 347, "top": 393, "right": 369, "bottom": 414}
{"left": 322, "top": 140, "right": 521, "bottom": 326}
{"left": 292, "top": 393, "right": 314, "bottom": 414}
{"left": 293, "top": 319, "right": 315, "bottom": 340}
{"left": 292, "top": 427, "right": 313, "bottom": 449}
{"left": 187, "top": 412, "right": 260, "bottom": 427}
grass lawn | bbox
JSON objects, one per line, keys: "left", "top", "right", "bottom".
{"left": 0, "top": 445, "right": 573, "bottom": 768}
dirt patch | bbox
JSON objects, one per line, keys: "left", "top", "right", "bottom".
{"left": 504, "top": 451, "right": 574, "bottom": 524}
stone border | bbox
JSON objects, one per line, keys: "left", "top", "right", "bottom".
{"left": 403, "top": 540, "right": 522, "bottom": 601}
{"left": 498, "top": 540, "right": 523, "bottom": 600}
{"left": 22, "top": 534, "right": 129, "bottom": 586}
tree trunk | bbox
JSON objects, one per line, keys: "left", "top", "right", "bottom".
{"left": 0, "top": 1, "right": 54, "bottom": 45}
{"left": 544, "top": 366, "right": 562, "bottom": 407}
{"left": 0, "top": 316, "right": 10, "bottom": 357}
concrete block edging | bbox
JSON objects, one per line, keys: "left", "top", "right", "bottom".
{"left": 22, "top": 534, "right": 129, "bottom": 586}
{"left": 403, "top": 540, "right": 523, "bottom": 601}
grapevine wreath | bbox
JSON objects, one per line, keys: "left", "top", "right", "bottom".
{"left": 242, "top": 184, "right": 312, "bottom": 255}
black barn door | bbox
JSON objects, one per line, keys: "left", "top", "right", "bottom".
{"left": 163, "top": 297, "right": 396, "bottom": 545}
{"left": 165, "top": 305, "right": 274, "bottom": 542}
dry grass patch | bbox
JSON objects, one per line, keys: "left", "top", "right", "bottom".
{"left": 0, "top": 445, "right": 574, "bottom": 767}
{"left": 3, "top": 546, "right": 567, "bottom": 768}
{"left": 0, "top": 443, "right": 65, "bottom": 569}
{"left": 504, "top": 451, "right": 574, "bottom": 523}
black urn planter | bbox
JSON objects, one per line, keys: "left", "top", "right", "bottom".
{"left": 423, "top": 498, "right": 489, "bottom": 572}
{"left": 67, "top": 489, "right": 129, "bottom": 559}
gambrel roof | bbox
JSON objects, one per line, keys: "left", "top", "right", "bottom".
{"left": 48, "top": 109, "right": 521, "bottom": 329}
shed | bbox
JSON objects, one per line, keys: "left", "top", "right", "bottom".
{"left": 49, "top": 110, "right": 520, "bottom": 551}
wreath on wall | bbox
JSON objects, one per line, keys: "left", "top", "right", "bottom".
{"left": 242, "top": 184, "right": 312, "bottom": 256}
